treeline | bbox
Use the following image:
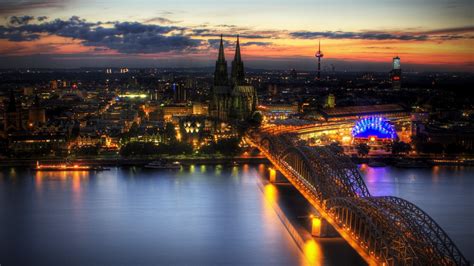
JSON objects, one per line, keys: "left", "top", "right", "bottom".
{"left": 120, "top": 141, "right": 193, "bottom": 157}
{"left": 119, "top": 137, "right": 243, "bottom": 157}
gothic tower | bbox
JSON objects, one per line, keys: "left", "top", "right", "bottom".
{"left": 231, "top": 35, "right": 245, "bottom": 85}
{"left": 214, "top": 34, "right": 228, "bottom": 86}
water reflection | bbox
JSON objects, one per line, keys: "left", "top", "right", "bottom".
{"left": 304, "top": 240, "right": 322, "bottom": 265}
{"left": 0, "top": 166, "right": 305, "bottom": 266}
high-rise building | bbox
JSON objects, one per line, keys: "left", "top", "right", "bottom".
{"left": 28, "top": 95, "right": 46, "bottom": 127}
{"left": 173, "top": 83, "right": 187, "bottom": 103}
{"left": 325, "top": 94, "right": 336, "bottom": 108}
{"left": 210, "top": 35, "right": 257, "bottom": 121}
{"left": 390, "top": 56, "right": 401, "bottom": 89}
{"left": 50, "top": 80, "right": 58, "bottom": 90}
{"left": 4, "top": 90, "right": 23, "bottom": 133}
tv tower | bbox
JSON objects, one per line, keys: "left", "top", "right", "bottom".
{"left": 315, "top": 40, "right": 324, "bottom": 80}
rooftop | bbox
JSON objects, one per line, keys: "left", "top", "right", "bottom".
{"left": 320, "top": 104, "right": 407, "bottom": 118}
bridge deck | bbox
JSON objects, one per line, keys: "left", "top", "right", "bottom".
{"left": 246, "top": 133, "right": 469, "bottom": 266}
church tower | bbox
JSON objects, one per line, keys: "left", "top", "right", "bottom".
{"left": 214, "top": 35, "right": 228, "bottom": 86}
{"left": 231, "top": 35, "right": 245, "bottom": 85}
{"left": 210, "top": 35, "right": 257, "bottom": 122}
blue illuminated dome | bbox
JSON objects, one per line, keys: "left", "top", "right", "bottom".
{"left": 352, "top": 116, "right": 397, "bottom": 139}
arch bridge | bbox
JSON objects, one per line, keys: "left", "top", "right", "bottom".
{"left": 248, "top": 132, "right": 469, "bottom": 266}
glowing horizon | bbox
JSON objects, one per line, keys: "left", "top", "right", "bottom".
{"left": 0, "top": 0, "right": 473, "bottom": 71}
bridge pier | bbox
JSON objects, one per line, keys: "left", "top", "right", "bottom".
{"left": 311, "top": 215, "right": 338, "bottom": 238}
{"left": 268, "top": 167, "right": 277, "bottom": 183}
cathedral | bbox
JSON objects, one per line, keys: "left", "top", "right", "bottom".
{"left": 210, "top": 35, "right": 257, "bottom": 122}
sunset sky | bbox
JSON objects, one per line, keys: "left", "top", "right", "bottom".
{"left": 0, "top": 0, "right": 473, "bottom": 71}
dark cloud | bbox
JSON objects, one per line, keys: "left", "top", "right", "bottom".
{"left": 207, "top": 39, "right": 272, "bottom": 49}
{"left": 290, "top": 31, "right": 429, "bottom": 41}
{"left": 143, "top": 17, "right": 180, "bottom": 25}
{"left": 9, "top": 15, "right": 35, "bottom": 25}
{"left": 207, "top": 39, "right": 231, "bottom": 49}
{"left": 290, "top": 27, "right": 474, "bottom": 41}
{"left": 192, "top": 30, "right": 269, "bottom": 39}
{"left": 37, "top": 16, "right": 48, "bottom": 21}
{"left": 242, "top": 41, "right": 272, "bottom": 47}
{"left": 421, "top": 26, "right": 474, "bottom": 35}
{"left": 0, "top": 0, "right": 66, "bottom": 15}
{"left": 0, "top": 16, "right": 202, "bottom": 54}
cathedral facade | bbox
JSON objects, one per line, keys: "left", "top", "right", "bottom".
{"left": 210, "top": 35, "right": 257, "bottom": 122}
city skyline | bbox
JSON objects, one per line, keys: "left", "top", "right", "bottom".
{"left": 0, "top": 0, "right": 473, "bottom": 71}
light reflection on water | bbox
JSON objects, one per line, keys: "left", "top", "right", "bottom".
{"left": 0, "top": 165, "right": 472, "bottom": 265}
{"left": 0, "top": 166, "right": 305, "bottom": 266}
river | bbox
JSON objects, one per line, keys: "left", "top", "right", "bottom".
{"left": 0, "top": 164, "right": 472, "bottom": 265}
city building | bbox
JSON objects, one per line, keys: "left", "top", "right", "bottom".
{"left": 390, "top": 56, "right": 401, "bottom": 89}
{"left": 324, "top": 94, "right": 336, "bottom": 108}
{"left": 210, "top": 35, "right": 258, "bottom": 121}
{"left": 258, "top": 103, "right": 299, "bottom": 121}
{"left": 28, "top": 95, "right": 46, "bottom": 128}
{"left": 4, "top": 91, "right": 23, "bottom": 133}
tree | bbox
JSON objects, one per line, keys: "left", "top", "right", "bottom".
{"left": 200, "top": 137, "right": 242, "bottom": 156}
{"left": 391, "top": 141, "right": 411, "bottom": 154}
{"left": 327, "top": 142, "right": 344, "bottom": 154}
{"left": 356, "top": 143, "right": 370, "bottom": 157}
{"left": 248, "top": 111, "right": 263, "bottom": 128}
{"left": 164, "top": 122, "right": 177, "bottom": 143}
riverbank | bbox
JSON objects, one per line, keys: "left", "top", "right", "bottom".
{"left": 351, "top": 156, "right": 474, "bottom": 166}
{"left": 2, "top": 154, "right": 473, "bottom": 168}
{"left": 0, "top": 156, "right": 269, "bottom": 168}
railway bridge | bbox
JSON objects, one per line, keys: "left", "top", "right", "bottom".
{"left": 246, "top": 131, "right": 469, "bottom": 266}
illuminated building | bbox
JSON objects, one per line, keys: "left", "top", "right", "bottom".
{"left": 162, "top": 105, "right": 193, "bottom": 122}
{"left": 173, "top": 83, "right": 187, "bottom": 103}
{"left": 28, "top": 95, "right": 46, "bottom": 127}
{"left": 192, "top": 102, "right": 209, "bottom": 116}
{"left": 390, "top": 56, "right": 401, "bottom": 89}
{"left": 267, "top": 104, "right": 411, "bottom": 145}
{"left": 258, "top": 103, "right": 299, "bottom": 121}
{"left": 325, "top": 94, "right": 336, "bottom": 108}
{"left": 50, "top": 80, "right": 58, "bottom": 90}
{"left": 210, "top": 35, "right": 257, "bottom": 121}
{"left": 352, "top": 116, "right": 397, "bottom": 141}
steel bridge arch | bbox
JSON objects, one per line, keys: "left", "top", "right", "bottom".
{"left": 324, "top": 197, "right": 408, "bottom": 265}
{"left": 368, "top": 197, "right": 469, "bottom": 266}
{"left": 280, "top": 145, "right": 370, "bottom": 200}
{"left": 249, "top": 132, "right": 469, "bottom": 265}
{"left": 278, "top": 145, "right": 327, "bottom": 201}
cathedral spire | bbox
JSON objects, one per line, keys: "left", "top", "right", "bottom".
{"left": 234, "top": 35, "right": 241, "bottom": 62}
{"left": 231, "top": 35, "right": 245, "bottom": 85}
{"left": 214, "top": 34, "right": 228, "bottom": 86}
{"left": 218, "top": 34, "right": 225, "bottom": 62}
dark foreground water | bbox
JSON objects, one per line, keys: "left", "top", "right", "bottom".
{"left": 0, "top": 164, "right": 473, "bottom": 265}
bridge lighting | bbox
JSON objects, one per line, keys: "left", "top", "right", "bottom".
{"left": 311, "top": 215, "right": 322, "bottom": 237}
{"left": 268, "top": 167, "right": 277, "bottom": 183}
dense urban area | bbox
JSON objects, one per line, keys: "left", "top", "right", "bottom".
{"left": 1, "top": 44, "right": 473, "bottom": 167}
